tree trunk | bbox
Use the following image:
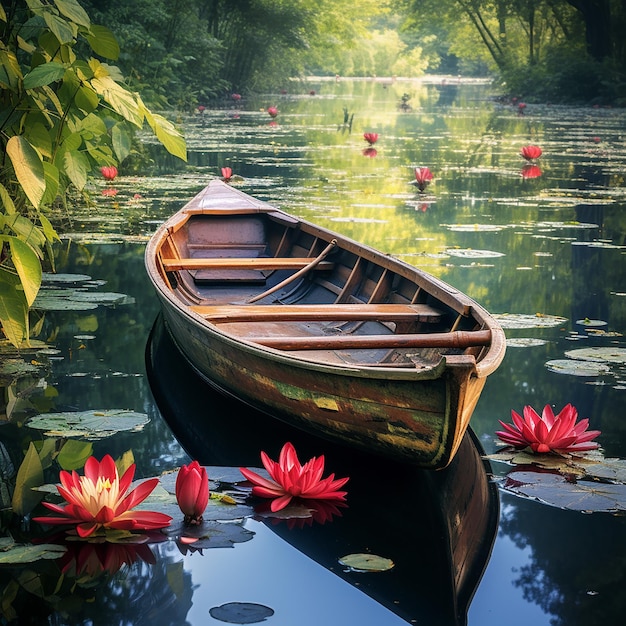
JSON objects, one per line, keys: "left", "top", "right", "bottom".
{"left": 565, "top": 0, "right": 612, "bottom": 60}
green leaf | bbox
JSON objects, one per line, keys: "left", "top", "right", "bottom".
{"left": 24, "top": 121, "right": 52, "bottom": 159}
{"left": 145, "top": 112, "right": 187, "bottom": 161}
{"left": 54, "top": 0, "right": 90, "bottom": 28}
{"left": 12, "top": 442, "right": 44, "bottom": 516}
{"left": 86, "top": 25, "right": 120, "bottom": 60}
{"left": 74, "top": 83, "right": 99, "bottom": 113}
{"left": 5, "top": 214, "right": 47, "bottom": 250}
{"left": 39, "top": 211, "right": 60, "bottom": 244}
{"left": 0, "top": 183, "right": 16, "bottom": 215}
{"left": 57, "top": 439, "right": 93, "bottom": 470}
{"left": 0, "top": 274, "right": 28, "bottom": 347}
{"left": 9, "top": 237, "right": 42, "bottom": 306}
{"left": 6, "top": 136, "right": 45, "bottom": 209}
{"left": 43, "top": 12, "right": 76, "bottom": 45}
{"left": 92, "top": 75, "right": 142, "bottom": 126}
{"left": 111, "top": 123, "right": 131, "bottom": 161}
{"left": 63, "top": 149, "right": 89, "bottom": 190}
{"left": 41, "top": 161, "right": 60, "bottom": 206}
{"left": 23, "top": 61, "right": 66, "bottom": 89}
{"left": 0, "top": 4, "right": 6, "bottom": 21}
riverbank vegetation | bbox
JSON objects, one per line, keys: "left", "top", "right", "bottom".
{"left": 78, "top": 0, "right": 625, "bottom": 107}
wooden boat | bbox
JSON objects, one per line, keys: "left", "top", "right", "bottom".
{"left": 146, "top": 312, "right": 500, "bottom": 626}
{"left": 144, "top": 180, "right": 506, "bottom": 468}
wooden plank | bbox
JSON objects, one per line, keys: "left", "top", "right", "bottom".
{"left": 243, "top": 330, "right": 492, "bottom": 351}
{"left": 161, "top": 257, "right": 334, "bottom": 271}
{"left": 191, "top": 303, "right": 443, "bottom": 323}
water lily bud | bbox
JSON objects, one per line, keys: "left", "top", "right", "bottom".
{"left": 176, "top": 460, "right": 209, "bottom": 524}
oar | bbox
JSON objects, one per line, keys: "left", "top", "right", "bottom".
{"left": 246, "top": 329, "right": 492, "bottom": 351}
{"left": 246, "top": 239, "right": 338, "bottom": 303}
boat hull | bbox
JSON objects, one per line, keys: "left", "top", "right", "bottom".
{"left": 160, "top": 301, "right": 485, "bottom": 468}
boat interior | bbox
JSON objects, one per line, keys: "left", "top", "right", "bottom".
{"left": 156, "top": 207, "right": 493, "bottom": 369}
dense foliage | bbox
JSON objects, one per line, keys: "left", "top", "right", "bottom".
{"left": 0, "top": 0, "right": 186, "bottom": 348}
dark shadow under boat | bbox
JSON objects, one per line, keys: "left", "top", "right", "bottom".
{"left": 146, "top": 314, "right": 500, "bottom": 626}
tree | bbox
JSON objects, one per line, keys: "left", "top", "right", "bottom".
{"left": 0, "top": 0, "right": 186, "bottom": 348}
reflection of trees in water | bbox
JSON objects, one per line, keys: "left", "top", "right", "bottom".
{"left": 500, "top": 495, "right": 626, "bottom": 626}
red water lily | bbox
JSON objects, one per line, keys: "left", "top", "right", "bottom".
{"left": 100, "top": 166, "right": 118, "bottom": 181}
{"left": 231, "top": 93, "right": 241, "bottom": 101}
{"left": 413, "top": 166, "right": 433, "bottom": 192}
{"left": 362, "top": 147, "right": 377, "bottom": 158}
{"left": 267, "top": 106, "right": 278, "bottom": 118}
{"left": 221, "top": 166, "right": 233, "bottom": 182}
{"left": 240, "top": 442, "right": 349, "bottom": 512}
{"left": 33, "top": 455, "right": 172, "bottom": 538}
{"left": 496, "top": 404, "right": 601, "bottom": 454}
{"left": 363, "top": 132, "right": 378, "bottom": 145}
{"left": 520, "top": 145, "right": 542, "bottom": 161}
{"left": 175, "top": 460, "right": 209, "bottom": 525}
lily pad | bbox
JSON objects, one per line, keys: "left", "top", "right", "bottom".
{"left": 506, "top": 337, "right": 548, "bottom": 347}
{"left": 564, "top": 347, "right": 626, "bottom": 364}
{"left": 338, "top": 553, "right": 395, "bottom": 573}
{"left": 545, "top": 359, "right": 611, "bottom": 376}
{"left": 0, "top": 537, "right": 66, "bottom": 563}
{"left": 500, "top": 470, "right": 626, "bottom": 513}
{"left": 25, "top": 409, "right": 150, "bottom": 439}
{"left": 444, "top": 248, "right": 505, "bottom": 258}
{"left": 494, "top": 313, "right": 568, "bottom": 329}
{"left": 209, "top": 602, "right": 274, "bottom": 624}
{"left": 42, "top": 273, "right": 92, "bottom": 284}
{"left": 163, "top": 519, "right": 255, "bottom": 549}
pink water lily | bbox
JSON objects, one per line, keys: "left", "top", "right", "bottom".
{"left": 221, "top": 166, "right": 233, "bottom": 182}
{"left": 175, "top": 460, "right": 209, "bottom": 525}
{"left": 413, "top": 166, "right": 433, "bottom": 192}
{"left": 240, "top": 442, "right": 349, "bottom": 512}
{"left": 363, "top": 132, "right": 378, "bottom": 145}
{"left": 520, "top": 145, "right": 542, "bottom": 161}
{"left": 100, "top": 166, "right": 118, "bottom": 181}
{"left": 33, "top": 455, "right": 172, "bottom": 538}
{"left": 496, "top": 404, "right": 601, "bottom": 454}
{"left": 267, "top": 106, "right": 278, "bottom": 118}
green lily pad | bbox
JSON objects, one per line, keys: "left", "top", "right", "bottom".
{"left": 338, "top": 553, "right": 395, "bottom": 573}
{"left": 209, "top": 602, "right": 274, "bottom": 624}
{"left": 25, "top": 409, "right": 150, "bottom": 439}
{"left": 564, "top": 347, "right": 626, "bottom": 364}
{"left": 545, "top": 359, "right": 611, "bottom": 376}
{"left": 500, "top": 470, "right": 626, "bottom": 513}
{"left": 445, "top": 248, "right": 505, "bottom": 258}
{"left": 494, "top": 313, "right": 568, "bottom": 329}
{"left": 0, "top": 537, "right": 66, "bottom": 563}
{"left": 506, "top": 337, "right": 549, "bottom": 347}
{"left": 42, "top": 273, "right": 92, "bottom": 284}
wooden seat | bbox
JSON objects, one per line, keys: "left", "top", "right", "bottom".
{"left": 161, "top": 257, "right": 334, "bottom": 271}
{"left": 190, "top": 303, "right": 444, "bottom": 323}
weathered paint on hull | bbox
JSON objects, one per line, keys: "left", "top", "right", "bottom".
{"left": 161, "top": 301, "right": 484, "bottom": 468}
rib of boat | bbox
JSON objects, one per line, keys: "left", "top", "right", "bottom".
{"left": 144, "top": 180, "right": 506, "bottom": 468}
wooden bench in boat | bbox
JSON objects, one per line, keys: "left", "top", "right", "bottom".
{"left": 160, "top": 257, "right": 335, "bottom": 271}
{"left": 190, "top": 303, "right": 444, "bottom": 323}
{"left": 243, "top": 330, "right": 492, "bottom": 351}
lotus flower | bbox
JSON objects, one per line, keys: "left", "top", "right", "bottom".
{"left": 100, "top": 166, "right": 118, "bottom": 181}
{"left": 221, "top": 166, "right": 233, "bottom": 182}
{"left": 363, "top": 132, "right": 378, "bottom": 145}
{"left": 33, "top": 455, "right": 172, "bottom": 538}
{"left": 231, "top": 93, "right": 241, "bottom": 101}
{"left": 521, "top": 164, "right": 542, "bottom": 179}
{"left": 239, "top": 442, "right": 349, "bottom": 512}
{"left": 520, "top": 145, "right": 542, "bottom": 161}
{"left": 267, "top": 106, "right": 278, "bottom": 118}
{"left": 197, "top": 105, "right": 206, "bottom": 113}
{"left": 496, "top": 404, "right": 601, "bottom": 454}
{"left": 413, "top": 166, "right": 433, "bottom": 192}
{"left": 175, "top": 460, "right": 209, "bottom": 525}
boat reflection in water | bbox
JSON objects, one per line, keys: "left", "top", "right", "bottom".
{"left": 147, "top": 315, "right": 500, "bottom": 626}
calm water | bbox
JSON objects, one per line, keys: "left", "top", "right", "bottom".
{"left": 2, "top": 79, "right": 626, "bottom": 625}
